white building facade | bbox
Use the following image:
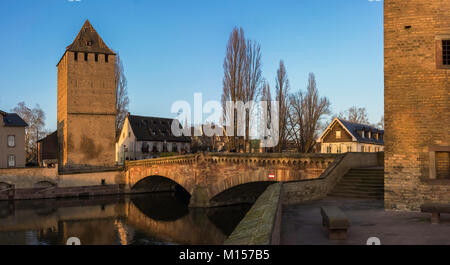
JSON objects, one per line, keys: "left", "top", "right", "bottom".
{"left": 116, "top": 115, "right": 191, "bottom": 165}
{"left": 317, "top": 118, "right": 384, "bottom": 154}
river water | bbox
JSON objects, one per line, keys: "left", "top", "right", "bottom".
{"left": 0, "top": 192, "right": 252, "bottom": 245}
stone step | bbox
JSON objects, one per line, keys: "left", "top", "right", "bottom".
{"left": 328, "top": 192, "right": 383, "bottom": 200}
{"left": 349, "top": 168, "right": 384, "bottom": 173}
{"left": 328, "top": 167, "right": 385, "bottom": 200}
{"left": 342, "top": 175, "right": 384, "bottom": 181}
{"left": 330, "top": 188, "right": 384, "bottom": 195}
{"left": 335, "top": 182, "right": 384, "bottom": 188}
{"left": 339, "top": 178, "right": 384, "bottom": 184}
{"left": 347, "top": 171, "right": 384, "bottom": 177}
{"left": 333, "top": 186, "right": 384, "bottom": 193}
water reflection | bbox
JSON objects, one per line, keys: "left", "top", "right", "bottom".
{"left": 0, "top": 192, "right": 251, "bottom": 245}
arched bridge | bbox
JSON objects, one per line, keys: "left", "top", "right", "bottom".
{"left": 125, "top": 153, "right": 340, "bottom": 207}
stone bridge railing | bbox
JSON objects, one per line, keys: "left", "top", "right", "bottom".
{"left": 126, "top": 152, "right": 339, "bottom": 167}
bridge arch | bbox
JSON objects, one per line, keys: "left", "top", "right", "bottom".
{"left": 209, "top": 173, "right": 278, "bottom": 202}
{"left": 209, "top": 181, "right": 277, "bottom": 207}
{"left": 131, "top": 175, "right": 191, "bottom": 198}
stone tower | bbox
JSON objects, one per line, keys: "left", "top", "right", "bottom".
{"left": 384, "top": 0, "right": 450, "bottom": 211}
{"left": 57, "top": 20, "right": 116, "bottom": 170}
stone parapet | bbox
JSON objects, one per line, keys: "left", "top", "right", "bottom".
{"left": 224, "top": 182, "right": 283, "bottom": 245}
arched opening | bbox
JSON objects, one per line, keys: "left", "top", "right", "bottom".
{"left": 34, "top": 181, "right": 56, "bottom": 188}
{"left": 131, "top": 193, "right": 189, "bottom": 222}
{"left": 132, "top": 175, "right": 188, "bottom": 194}
{"left": 132, "top": 175, "right": 191, "bottom": 200}
{"left": 130, "top": 176, "right": 191, "bottom": 221}
{"left": 210, "top": 181, "right": 276, "bottom": 207}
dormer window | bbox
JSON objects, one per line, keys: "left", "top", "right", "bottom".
{"left": 336, "top": 130, "right": 341, "bottom": 139}
{"left": 362, "top": 130, "right": 365, "bottom": 138}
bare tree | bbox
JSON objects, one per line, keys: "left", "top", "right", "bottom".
{"left": 242, "top": 40, "right": 263, "bottom": 152}
{"left": 115, "top": 54, "right": 130, "bottom": 135}
{"left": 377, "top": 115, "right": 384, "bottom": 129}
{"left": 275, "top": 60, "right": 290, "bottom": 152}
{"left": 287, "top": 73, "right": 330, "bottom": 153}
{"left": 260, "top": 80, "right": 272, "bottom": 152}
{"left": 335, "top": 106, "right": 370, "bottom": 125}
{"left": 222, "top": 27, "right": 247, "bottom": 152}
{"left": 12, "top": 102, "right": 49, "bottom": 163}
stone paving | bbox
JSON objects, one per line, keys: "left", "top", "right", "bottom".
{"left": 281, "top": 197, "right": 450, "bottom": 245}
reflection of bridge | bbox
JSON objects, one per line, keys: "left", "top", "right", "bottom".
{"left": 126, "top": 153, "right": 340, "bottom": 207}
{"left": 0, "top": 195, "right": 234, "bottom": 245}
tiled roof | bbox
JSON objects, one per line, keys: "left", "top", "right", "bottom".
{"left": 338, "top": 118, "right": 384, "bottom": 145}
{"left": 128, "top": 115, "right": 191, "bottom": 143}
{"left": 66, "top": 20, "right": 115, "bottom": 55}
{"left": 37, "top": 130, "right": 57, "bottom": 143}
{"left": 1, "top": 111, "right": 28, "bottom": 127}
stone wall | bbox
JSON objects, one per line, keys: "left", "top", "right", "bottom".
{"left": 0, "top": 167, "right": 126, "bottom": 200}
{"left": 384, "top": 0, "right": 450, "bottom": 211}
{"left": 224, "top": 183, "right": 283, "bottom": 245}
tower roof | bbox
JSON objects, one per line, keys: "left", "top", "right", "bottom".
{"left": 66, "top": 20, "right": 115, "bottom": 55}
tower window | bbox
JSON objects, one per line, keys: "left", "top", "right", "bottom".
{"left": 84, "top": 53, "right": 88, "bottom": 61}
{"left": 74, "top": 52, "right": 78, "bottom": 61}
{"left": 95, "top": 54, "right": 98, "bottom": 62}
{"left": 105, "top": 54, "right": 109, "bottom": 63}
{"left": 443, "top": 40, "right": 450, "bottom": 66}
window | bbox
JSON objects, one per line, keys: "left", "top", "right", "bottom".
{"left": 326, "top": 145, "right": 332, "bottom": 153}
{"left": 361, "top": 145, "right": 365, "bottom": 152}
{"left": 105, "top": 54, "right": 109, "bottom": 63}
{"left": 87, "top": 41, "right": 92, "bottom": 46}
{"left": 337, "top": 145, "right": 342, "bottom": 153}
{"left": 436, "top": 152, "right": 450, "bottom": 179}
{"left": 347, "top": 146, "right": 352, "bottom": 152}
{"left": 361, "top": 131, "right": 365, "bottom": 138}
{"left": 443, "top": 40, "right": 450, "bottom": 66}
{"left": 95, "top": 54, "right": 98, "bottom": 62}
{"left": 429, "top": 146, "right": 450, "bottom": 179}
{"left": 336, "top": 130, "right": 341, "bottom": 139}
{"left": 7, "top": 155, "right": 15, "bottom": 167}
{"left": 84, "top": 52, "right": 88, "bottom": 61}
{"left": 74, "top": 52, "right": 78, "bottom": 61}
{"left": 7, "top": 135, "right": 15, "bottom": 147}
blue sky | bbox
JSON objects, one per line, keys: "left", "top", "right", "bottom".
{"left": 0, "top": 0, "right": 383, "bottom": 131}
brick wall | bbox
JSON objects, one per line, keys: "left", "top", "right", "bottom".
{"left": 58, "top": 51, "right": 116, "bottom": 170}
{"left": 384, "top": 0, "right": 450, "bottom": 211}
